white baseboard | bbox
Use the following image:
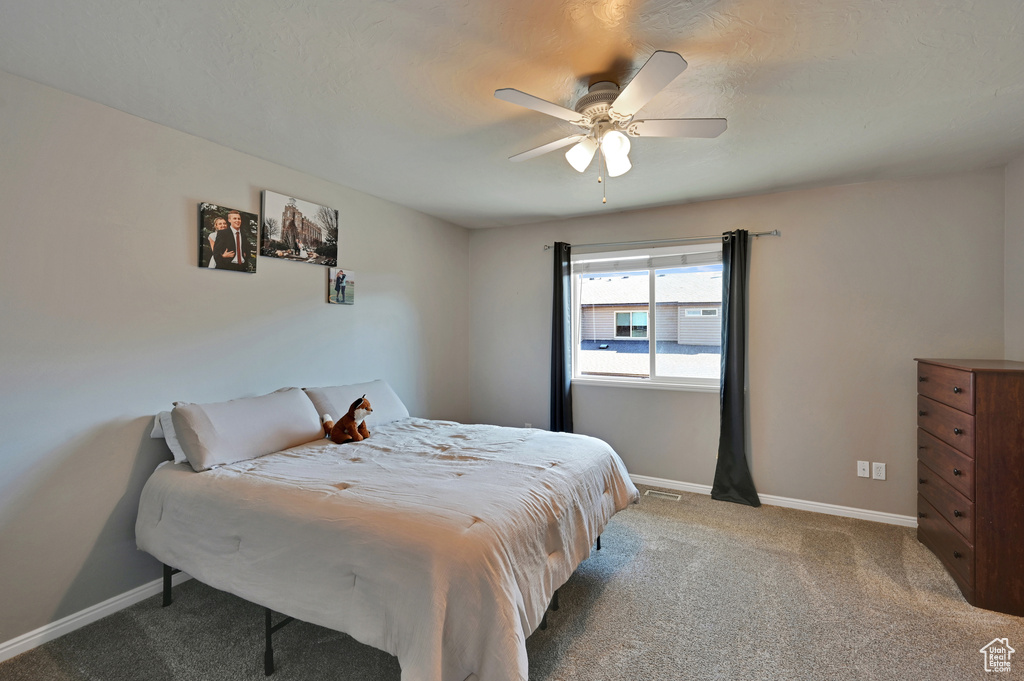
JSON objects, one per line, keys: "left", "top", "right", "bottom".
{"left": 0, "top": 570, "right": 190, "bottom": 664}
{"left": 630, "top": 474, "right": 918, "bottom": 528}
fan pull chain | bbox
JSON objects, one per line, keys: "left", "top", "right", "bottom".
{"left": 599, "top": 146, "right": 607, "bottom": 204}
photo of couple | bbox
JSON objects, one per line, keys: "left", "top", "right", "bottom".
{"left": 328, "top": 268, "right": 355, "bottom": 305}
{"left": 198, "top": 203, "right": 258, "bottom": 273}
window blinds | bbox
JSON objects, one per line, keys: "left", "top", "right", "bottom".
{"left": 571, "top": 243, "right": 722, "bottom": 274}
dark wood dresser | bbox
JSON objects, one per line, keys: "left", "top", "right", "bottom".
{"left": 915, "top": 358, "right": 1024, "bottom": 616}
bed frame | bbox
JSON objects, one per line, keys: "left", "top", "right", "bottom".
{"left": 160, "top": 536, "right": 600, "bottom": 676}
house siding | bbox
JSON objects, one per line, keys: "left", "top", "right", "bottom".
{"left": 581, "top": 304, "right": 658, "bottom": 341}
{"left": 677, "top": 306, "right": 722, "bottom": 346}
{"left": 657, "top": 305, "right": 678, "bottom": 341}
{"left": 581, "top": 304, "right": 722, "bottom": 344}
{"left": 580, "top": 306, "right": 617, "bottom": 341}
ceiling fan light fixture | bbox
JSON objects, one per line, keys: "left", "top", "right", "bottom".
{"left": 604, "top": 152, "right": 632, "bottom": 178}
{"left": 600, "top": 130, "right": 631, "bottom": 160}
{"left": 565, "top": 137, "right": 599, "bottom": 172}
{"left": 600, "top": 130, "right": 631, "bottom": 177}
{"left": 495, "top": 50, "right": 722, "bottom": 190}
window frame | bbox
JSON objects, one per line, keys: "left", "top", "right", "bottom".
{"left": 614, "top": 310, "right": 649, "bottom": 339}
{"left": 683, "top": 307, "right": 720, "bottom": 317}
{"left": 571, "top": 242, "right": 723, "bottom": 392}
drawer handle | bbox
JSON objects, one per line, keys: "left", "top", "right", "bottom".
{"left": 953, "top": 428, "right": 963, "bottom": 435}
{"left": 953, "top": 386, "right": 962, "bottom": 394}
{"left": 919, "top": 478, "right": 927, "bottom": 484}
{"left": 953, "top": 551, "right": 962, "bottom": 559}
{"left": 918, "top": 512, "right": 926, "bottom": 518}
{"left": 953, "top": 468, "right": 961, "bottom": 476}
{"left": 953, "top": 510, "right": 963, "bottom": 518}
{"left": 919, "top": 376, "right": 927, "bottom": 382}
{"left": 919, "top": 410, "right": 927, "bottom": 416}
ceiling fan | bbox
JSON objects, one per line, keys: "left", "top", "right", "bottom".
{"left": 495, "top": 51, "right": 726, "bottom": 196}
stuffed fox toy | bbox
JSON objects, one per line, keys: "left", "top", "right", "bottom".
{"left": 322, "top": 395, "right": 372, "bottom": 444}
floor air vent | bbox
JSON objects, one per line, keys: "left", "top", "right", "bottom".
{"left": 644, "top": 489, "right": 682, "bottom": 501}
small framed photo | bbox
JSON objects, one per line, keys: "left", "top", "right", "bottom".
{"left": 328, "top": 268, "right": 355, "bottom": 305}
{"left": 198, "top": 203, "right": 258, "bottom": 273}
{"left": 261, "top": 190, "right": 338, "bottom": 266}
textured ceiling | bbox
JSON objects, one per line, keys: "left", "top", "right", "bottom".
{"left": 2, "top": 0, "right": 1023, "bottom": 228}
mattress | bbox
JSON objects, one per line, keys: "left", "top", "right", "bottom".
{"left": 136, "top": 418, "right": 639, "bottom": 681}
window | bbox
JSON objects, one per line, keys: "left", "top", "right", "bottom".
{"left": 572, "top": 242, "right": 723, "bottom": 390}
{"left": 615, "top": 311, "right": 648, "bottom": 338}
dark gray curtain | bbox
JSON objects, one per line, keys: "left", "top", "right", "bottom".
{"left": 711, "top": 230, "right": 761, "bottom": 506}
{"left": 550, "top": 242, "right": 573, "bottom": 432}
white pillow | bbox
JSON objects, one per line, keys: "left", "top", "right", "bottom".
{"left": 150, "top": 411, "right": 188, "bottom": 465}
{"left": 303, "top": 380, "right": 410, "bottom": 427}
{"left": 150, "top": 414, "right": 165, "bottom": 438}
{"left": 171, "top": 387, "right": 324, "bottom": 472}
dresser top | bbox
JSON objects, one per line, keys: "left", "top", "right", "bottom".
{"left": 916, "top": 358, "right": 1024, "bottom": 372}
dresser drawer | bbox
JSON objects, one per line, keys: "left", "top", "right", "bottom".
{"left": 917, "top": 461, "right": 974, "bottom": 543}
{"left": 917, "top": 429, "right": 975, "bottom": 500}
{"left": 917, "top": 395, "right": 975, "bottom": 457}
{"left": 917, "top": 495, "right": 974, "bottom": 589}
{"left": 917, "top": 362, "right": 974, "bottom": 414}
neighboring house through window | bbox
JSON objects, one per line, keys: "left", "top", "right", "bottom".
{"left": 571, "top": 242, "right": 723, "bottom": 390}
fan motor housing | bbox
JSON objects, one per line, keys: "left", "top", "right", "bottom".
{"left": 574, "top": 81, "right": 620, "bottom": 121}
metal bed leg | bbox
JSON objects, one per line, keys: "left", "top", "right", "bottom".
{"left": 264, "top": 608, "right": 295, "bottom": 676}
{"left": 162, "top": 564, "right": 180, "bottom": 607}
{"left": 539, "top": 587, "right": 560, "bottom": 632}
{"left": 264, "top": 609, "right": 274, "bottom": 676}
{"left": 596, "top": 535, "right": 601, "bottom": 551}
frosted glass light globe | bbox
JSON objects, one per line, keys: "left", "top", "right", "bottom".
{"left": 565, "top": 137, "right": 599, "bottom": 172}
{"left": 600, "top": 130, "right": 631, "bottom": 159}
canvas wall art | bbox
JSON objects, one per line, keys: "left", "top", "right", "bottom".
{"left": 198, "top": 203, "right": 258, "bottom": 273}
{"left": 328, "top": 268, "right": 355, "bottom": 305}
{"left": 261, "top": 190, "right": 338, "bottom": 266}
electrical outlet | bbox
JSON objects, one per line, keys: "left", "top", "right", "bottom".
{"left": 872, "top": 462, "right": 886, "bottom": 480}
{"left": 857, "top": 461, "right": 870, "bottom": 478}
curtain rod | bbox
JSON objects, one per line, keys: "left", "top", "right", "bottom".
{"left": 542, "top": 229, "right": 781, "bottom": 250}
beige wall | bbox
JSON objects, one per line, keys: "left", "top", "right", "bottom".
{"left": 1006, "top": 154, "right": 1024, "bottom": 361}
{"left": 469, "top": 170, "right": 1005, "bottom": 517}
{"left": 0, "top": 71, "right": 471, "bottom": 645}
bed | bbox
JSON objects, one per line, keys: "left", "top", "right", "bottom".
{"left": 137, "top": 381, "right": 639, "bottom": 681}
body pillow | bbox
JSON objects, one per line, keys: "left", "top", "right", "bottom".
{"left": 303, "top": 380, "right": 410, "bottom": 426}
{"left": 171, "top": 387, "right": 323, "bottom": 471}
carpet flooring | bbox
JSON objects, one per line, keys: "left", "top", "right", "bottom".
{"left": 3, "top": 486, "right": 1022, "bottom": 680}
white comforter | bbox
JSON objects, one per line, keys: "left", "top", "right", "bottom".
{"left": 136, "top": 418, "right": 639, "bottom": 681}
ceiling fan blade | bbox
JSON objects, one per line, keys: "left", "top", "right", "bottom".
{"left": 508, "top": 134, "right": 586, "bottom": 162}
{"left": 609, "top": 51, "right": 688, "bottom": 120}
{"left": 628, "top": 118, "right": 727, "bottom": 138}
{"left": 494, "top": 88, "right": 587, "bottom": 125}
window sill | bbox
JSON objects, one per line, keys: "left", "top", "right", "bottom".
{"left": 571, "top": 376, "right": 720, "bottom": 393}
